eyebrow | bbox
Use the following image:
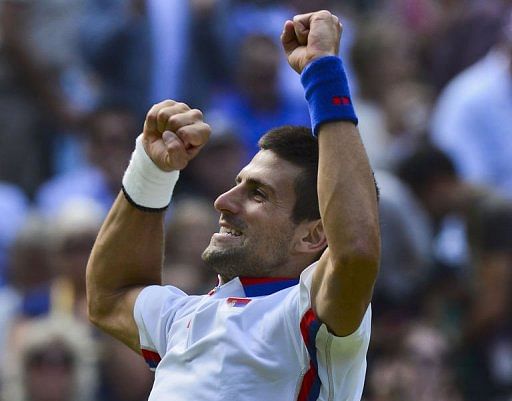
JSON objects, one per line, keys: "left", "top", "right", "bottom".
{"left": 235, "top": 175, "right": 276, "bottom": 197}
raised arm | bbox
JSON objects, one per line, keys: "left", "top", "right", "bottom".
{"left": 86, "top": 100, "right": 210, "bottom": 351}
{"left": 282, "top": 11, "right": 380, "bottom": 336}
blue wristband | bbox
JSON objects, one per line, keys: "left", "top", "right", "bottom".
{"left": 301, "top": 56, "right": 358, "bottom": 136}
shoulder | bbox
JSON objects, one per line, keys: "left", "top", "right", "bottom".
{"left": 135, "top": 285, "right": 204, "bottom": 317}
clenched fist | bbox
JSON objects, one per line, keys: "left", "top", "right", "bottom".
{"left": 142, "top": 100, "right": 211, "bottom": 171}
{"left": 281, "top": 10, "right": 342, "bottom": 74}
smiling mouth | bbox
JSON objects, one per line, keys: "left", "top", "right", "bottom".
{"left": 218, "top": 226, "right": 242, "bottom": 237}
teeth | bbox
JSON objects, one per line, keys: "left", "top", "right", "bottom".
{"left": 220, "top": 226, "right": 242, "bottom": 236}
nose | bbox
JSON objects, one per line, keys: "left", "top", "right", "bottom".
{"left": 214, "top": 185, "right": 241, "bottom": 214}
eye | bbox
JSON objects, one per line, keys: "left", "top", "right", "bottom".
{"left": 251, "top": 188, "right": 267, "bottom": 202}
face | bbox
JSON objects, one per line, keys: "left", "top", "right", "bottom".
{"left": 25, "top": 343, "right": 75, "bottom": 401}
{"left": 202, "top": 150, "right": 302, "bottom": 279}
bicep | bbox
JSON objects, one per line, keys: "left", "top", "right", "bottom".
{"left": 310, "top": 248, "right": 376, "bottom": 337}
{"left": 89, "top": 286, "right": 144, "bottom": 354}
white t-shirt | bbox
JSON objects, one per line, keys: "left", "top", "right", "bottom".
{"left": 134, "top": 262, "right": 371, "bottom": 401}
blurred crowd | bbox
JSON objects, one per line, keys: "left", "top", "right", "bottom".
{"left": 0, "top": 0, "right": 511, "bottom": 400}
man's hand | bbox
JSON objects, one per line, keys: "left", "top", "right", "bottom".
{"left": 142, "top": 100, "right": 211, "bottom": 171}
{"left": 281, "top": 10, "right": 342, "bottom": 74}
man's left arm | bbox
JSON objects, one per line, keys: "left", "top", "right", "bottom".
{"left": 312, "top": 120, "right": 380, "bottom": 337}
{"left": 282, "top": 11, "right": 380, "bottom": 337}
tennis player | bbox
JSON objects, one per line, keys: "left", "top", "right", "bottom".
{"left": 87, "top": 10, "right": 380, "bottom": 401}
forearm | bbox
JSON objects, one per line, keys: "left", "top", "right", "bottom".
{"left": 86, "top": 193, "right": 164, "bottom": 338}
{"left": 318, "top": 122, "right": 380, "bottom": 265}
{"left": 313, "top": 121, "right": 380, "bottom": 335}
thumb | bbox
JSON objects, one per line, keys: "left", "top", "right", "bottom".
{"left": 162, "top": 131, "right": 189, "bottom": 170}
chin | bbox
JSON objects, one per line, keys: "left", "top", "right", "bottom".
{"left": 201, "top": 245, "right": 252, "bottom": 278}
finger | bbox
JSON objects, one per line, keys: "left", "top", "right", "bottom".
{"left": 292, "top": 12, "right": 316, "bottom": 30}
{"left": 332, "top": 14, "right": 343, "bottom": 35}
{"left": 156, "top": 102, "right": 190, "bottom": 133}
{"left": 165, "top": 108, "right": 204, "bottom": 134}
{"left": 144, "top": 99, "right": 176, "bottom": 137}
{"left": 292, "top": 17, "right": 309, "bottom": 46}
{"left": 162, "top": 131, "right": 189, "bottom": 170}
{"left": 281, "top": 20, "right": 299, "bottom": 55}
{"left": 176, "top": 121, "right": 211, "bottom": 149}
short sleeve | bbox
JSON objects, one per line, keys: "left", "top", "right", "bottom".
{"left": 294, "top": 263, "right": 372, "bottom": 401}
{"left": 133, "top": 285, "right": 188, "bottom": 370}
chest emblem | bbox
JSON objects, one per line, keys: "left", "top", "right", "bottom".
{"left": 226, "top": 297, "right": 251, "bottom": 308}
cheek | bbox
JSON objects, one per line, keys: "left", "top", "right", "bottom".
{"left": 246, "top": 213, "right": 294, "bottom": 245}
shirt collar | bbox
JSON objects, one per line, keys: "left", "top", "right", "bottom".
{"left": 209, "top": 276, "right": 299, "bottom": 298}
{"left": 239, "top": 277, "right": 299, "bottom": 297}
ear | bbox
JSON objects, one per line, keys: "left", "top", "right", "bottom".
{"left": 293, "top": 219, "right": 327, "bottom": 255}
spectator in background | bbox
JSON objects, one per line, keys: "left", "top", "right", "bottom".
{"left": 431, "top": 13, "right": 512, "bottom": 198}
{"left": 0, "top": 181, "right": 29, "bottom": 285}
{"left": 456, "top": 200, "right": 512, "bottom": 401}
{"left": 99, "top": 335, "right": 154, "bottom": 401}
{"left": 424, "top": 0, "right": 509, "bottom": 93}
{"left": 381, "top": 81, "right": 433, "bottom": 164}
{"left": 0, "top": 215, "right": 51, "bottom": 368}
{"left": 176, "top": 111, "right": 247, "bottom": 202}
{"left": 397, "top": 145, "right": 498, "bottom": 271}
{"left": 368, "top": 323, "right": 462, "bottom": 401}
{"left": 80, "top": 0, "right": 151, "bottom": 119}
{"left": 5, "top": 198, "right": 154, "bottom": 400}
{"left": 163, "top": 198, "right": 218, "bottom": 294}
{"left": 0, "top": 0, "right": 95, "bottom": 193}
{"left": 372, "top": 170, "right": 432, "bottom": 313}
{"left": 36, "top": 102, "right": 138, "bottom": 216}
{"left": 208, "top": 0, "right": 358, "bottom": 111}
{"left": 208, "top": 34, "right": 309, "bottom": 157}
{"left": 396, "top": 146, "right": 509, "bottom": 353}
{"left": 184, "top": 0, "right": 231, "bottom": 108}
{"left": 350, "top": 16, "right": 425, "bottom": 169}
{"left": 80, "top": 0, "right": 190, "bottom": 118}
{"left": 15, "top": 199, "right": 104, "bottom": 320}
{"left": 2, "top": 315, "right": 98, "bottom": 401}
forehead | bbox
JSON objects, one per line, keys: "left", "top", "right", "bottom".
{"left": 238, "top": 150, "right": 302, "bottom": 193}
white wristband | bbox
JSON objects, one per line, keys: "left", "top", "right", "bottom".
{"left": 122, "top": 135, "right": 179, "bottom": 211}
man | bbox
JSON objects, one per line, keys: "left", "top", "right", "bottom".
{"left": 87, "top": 10, "right": 380, "bottom": 401}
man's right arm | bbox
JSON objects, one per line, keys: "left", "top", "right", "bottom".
{"left": 86, "top": 100, "right": 211, "bottom": 352}
{"left": 86, "top": 193, "right": 165, "bottom": 352}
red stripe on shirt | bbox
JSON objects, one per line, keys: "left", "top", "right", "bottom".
{"left": 141, "top": 348, "right": 161, "bottom": 369}
{"left": 297, "top": 308, "right": 321, "bottom": 401}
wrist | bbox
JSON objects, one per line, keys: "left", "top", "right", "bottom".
{"left": 306, "top": 51, "right": 337, "bottom": 67}
{"left": 301, "top": 56, "right": 358, "bottom": 136}
{"left": 122, "top": 135, "right": 179, "bottom": 211}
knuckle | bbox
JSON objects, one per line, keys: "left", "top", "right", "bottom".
{"left": 146, "top": 111, "right": 157, "bottom": 124}
{"left": 168, "top": 114, "right": 180, "bottom": 127}
{"left": 313, "top": 12, "right": 332, "bottom": 23}
{"left": 316, "top": 10, "right": 332, "bottom": 19}
{"left": 203, "top": 122, "right": 212, "bottom": 135}
{"left": 146, "top": 104, "right": 159, "bottom": 119}
{"left": 161, "top": 99, "right": 176, "bottom": 107}
{"left": 202, "top": 122, "right": 211, "bottom": 134}
{"left": 175, "top": 125, "right": 188, "bottom": 136}
{"left": 177, "top": 102, "right": 190, "bottom": 112}
{"left": 190, "top": 108, "right": 203, "bottom": 120}
{"left": 156, "top": 107, "right": 169, "bottom": 119}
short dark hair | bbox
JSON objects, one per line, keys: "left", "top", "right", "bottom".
{"left": 258, "top": 126, "right": 320, "bottom": 224}
{"left": 259, "top": 125, "right": 380, "bottom": 224}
